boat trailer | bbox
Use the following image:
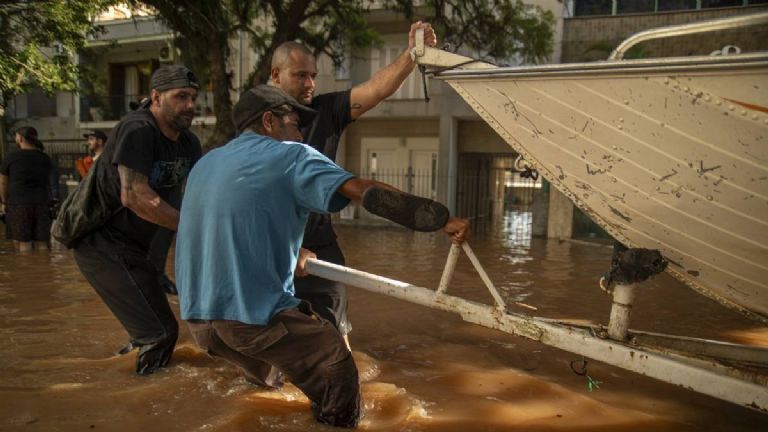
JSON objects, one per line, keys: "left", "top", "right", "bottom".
{"left": 306, "top": 243, "right": 768, "bottom": 412}
{"left": 312, "top": 13, "right": 768, "bottom": 412}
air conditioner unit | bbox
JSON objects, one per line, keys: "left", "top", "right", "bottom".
{"left": 159, "top": 41, "right": 174, "bottom": 63}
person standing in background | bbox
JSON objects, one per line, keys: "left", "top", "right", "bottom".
{"left": 75, "top": 130, "right": 107, "bottom": 179}
{"left": 0, "top": 127, "right": 56, "bottom": 252}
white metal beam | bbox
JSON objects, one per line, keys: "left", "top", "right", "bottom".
{"left": 306, "top": 258, "right": 768, "bottom": 413}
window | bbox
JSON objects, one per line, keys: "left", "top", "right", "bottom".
{"left": 702, "top": 0, "right": 744, "bottom": 7}
{"left": 370, "top": 40, "right": 424, "bottom": 99}
{"left": 26, "top": 87, "right": 57, "bottom": 117}
{"left": 575, "top": 0, "right": 613, "bottom": 16}
{"left": 573, "top": 0, "right": 761, "bottom": 16}
{"left": 658, "top": 0, "right": 698, "bottom": 11}
{"left": 617, "top": 0, "right": 655, "bottom": 14}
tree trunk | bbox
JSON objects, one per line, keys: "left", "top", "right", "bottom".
{"left": 251, "top": 0, "right": 314, "bottom": 86}
{"left": 205, "top": 32, "right": 234, "bottom": 151}
{"left": 0, "top": 95, "right": 9, "bottom": 161}
{"left": 0, "top": 115, "right": 7, "bottom": 161}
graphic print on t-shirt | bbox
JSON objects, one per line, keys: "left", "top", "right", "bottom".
{"left": 149, "top": 158, "right": 192, "bottom": 189}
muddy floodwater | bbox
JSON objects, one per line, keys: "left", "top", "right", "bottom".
{"left": 1, "top": 217, "right": 767, "bottom": 431}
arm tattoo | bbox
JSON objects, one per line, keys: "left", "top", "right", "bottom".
{"left": 118, "top": 165, "right": 147, "bottom": 192}
{"left": 351, "top": 103, "right": 362, "bottom": 110}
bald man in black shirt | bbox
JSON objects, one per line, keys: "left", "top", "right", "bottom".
{"left": 269, "top": 22, "right": 438, "bottom": 347}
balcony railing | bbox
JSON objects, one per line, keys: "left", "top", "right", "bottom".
{"left": 79, "top": 93, "right": 216, "bottom": 123}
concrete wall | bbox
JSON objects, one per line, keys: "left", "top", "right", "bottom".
{"left": 343, "top": 118, "right": 439, "bottom": 174}
{"left": 457, "top": 121, "right": 517, "bottom": 154}
{"left": 92, "top": 16, "right": 169, "bottom": 41}
{"left": 562, "top": 5, "right": 768, "bottom": 62}
{"left": 9, "top": 92, "right": 78, "bottom": 142}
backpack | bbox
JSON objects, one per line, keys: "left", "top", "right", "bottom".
{"left": 51, "top": 156, "right": 122, "bottom": 248}
{"left": 51, "top": 108, "right": 199, "bottom": 248}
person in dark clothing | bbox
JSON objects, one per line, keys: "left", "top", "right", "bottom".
{"left": 0, "top": 126, "right": 56, "bottom": 252}
{"left": 269, "top": 22, "right": 438, "bottom": 346}
{"left": 72, "top": 65, "right": 202, "bottom": 375}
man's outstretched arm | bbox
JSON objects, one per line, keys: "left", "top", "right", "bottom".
{"left": 337, "top": 177, "right": 469, "bottom": 244}
{"left": 348, "top": 21, "right": 437, "bottom": 120}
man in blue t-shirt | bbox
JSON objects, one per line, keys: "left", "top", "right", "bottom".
{"left": 176, "top": 85, "right": 469, "bottom": 428}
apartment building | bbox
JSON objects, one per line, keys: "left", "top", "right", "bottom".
{"left": 5, "top": 1, "right": 765, "bottom": 237}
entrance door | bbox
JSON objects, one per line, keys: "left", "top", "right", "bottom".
{"left": 367, "top": 149, "right": 400, "bottom": 187}
{"left": 361, "top": 137, "right": 438, "bottom": 195}
{"left": 409, "top": 150, "right": 437, "bottom": 198}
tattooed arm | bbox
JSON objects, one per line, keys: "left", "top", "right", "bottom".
{"left": 118, "top": 165, "right": 180, "bottom": 231}
{"left": 349, "top": 21, "right": 437, "bottom": 120}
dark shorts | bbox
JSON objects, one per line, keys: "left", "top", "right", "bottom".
{"left": 4, "top": 203, "right": 51, "bottom": 242}
{"left": 187, "top": 303, "right": 360, "bottom": 428}
{"left": 294, "top": 242, "right": 351, "bottom": 335}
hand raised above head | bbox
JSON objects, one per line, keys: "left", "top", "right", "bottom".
{"left": 408, "top": 21, "right": 437, "bottom": 49}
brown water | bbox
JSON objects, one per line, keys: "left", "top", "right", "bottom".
{"left": 1, "top": 218, "right": 767, "bottom": 431}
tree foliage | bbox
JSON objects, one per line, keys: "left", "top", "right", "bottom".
{"left": 384, "top": 0, "right": 554, "bottom": 64}
{"left": 0, "top": 0, "right": 108, "bottom": 114}
{"left": 133, "top": 0, "right": 381, "bottom": 148}
{"left": 134, "top": 0, "right": 553, "bottom": 149}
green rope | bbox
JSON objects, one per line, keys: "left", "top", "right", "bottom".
{"left": 586, "top": 374, "right": 602, "bottom": 392}
{"left": 570, "top": 357, "right": 603, "bottom": 392}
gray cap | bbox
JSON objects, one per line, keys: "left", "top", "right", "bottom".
{"left": 233, "top": 85, "right": 316, "bottom": 133}
{"left": 150, "top": 65, "right": 199, "bottom": 91}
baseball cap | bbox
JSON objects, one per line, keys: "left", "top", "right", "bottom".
{"left": 83, "top": 130, "right": 108, "bottom": 141}
{"left": 150, "top": 65, "right": 199, "bottom": 92}
{"left": 232, "top": 85, "right": 316, "bottom": 133}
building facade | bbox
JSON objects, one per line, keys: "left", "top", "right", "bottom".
{"left": 5, "top": 1, "right": 765, "bottom": 238}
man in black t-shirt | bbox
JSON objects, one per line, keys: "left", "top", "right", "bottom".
{"left": 269, "top": 22, "right": 438, "bottom": 346}
{"left": 72, "top": 65, "right": 202, "bottom": 375}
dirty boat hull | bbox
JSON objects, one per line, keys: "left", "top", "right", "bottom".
{"left": 436, "top": 55, "right": 768, "bottom": 323}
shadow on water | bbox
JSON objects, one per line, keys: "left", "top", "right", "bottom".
{"left": 0, "top": 216, "right": 766, "bottom": 431}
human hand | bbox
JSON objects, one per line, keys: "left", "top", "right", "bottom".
{"left": 295, "top": 248, "right": 317, "bottom": 277}
{"left": 443, "top": 217, "right": 470, "bottom": 244}
{"left": 408, "top": 21, "right": 437, "bottom": 50}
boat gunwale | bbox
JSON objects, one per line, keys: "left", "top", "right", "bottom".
{"left": 431, "top": 53, "right": 768, "bottom": 80}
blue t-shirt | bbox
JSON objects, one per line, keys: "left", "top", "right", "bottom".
{"left": 176, "top": 132, "right": 354, "bottom": 325}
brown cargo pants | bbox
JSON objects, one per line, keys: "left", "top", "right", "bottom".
{"left": 186, "top": 303, "right": 361, "bottom": 428}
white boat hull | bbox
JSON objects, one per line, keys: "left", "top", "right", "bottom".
{"left": 436, "top": 55, "right": 768, "bottom": 323}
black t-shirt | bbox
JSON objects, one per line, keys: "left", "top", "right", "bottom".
{"left": 94, "top": 108, "right": 201, "bottom": 250}
{"left": 0, "top": 149, "right": 54, "bottom": 205}
{"left": 301, "top": 90, "right": 353, "bottom": 247}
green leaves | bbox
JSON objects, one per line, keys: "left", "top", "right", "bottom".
{"left": 0, "top": 0, "right": 109, "bottom": 106}
{"left": 381, "top": 0, "right": 554, "bottom": 64}
{"left": 135, "top": 0, "right": 554, "bottom": 149}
